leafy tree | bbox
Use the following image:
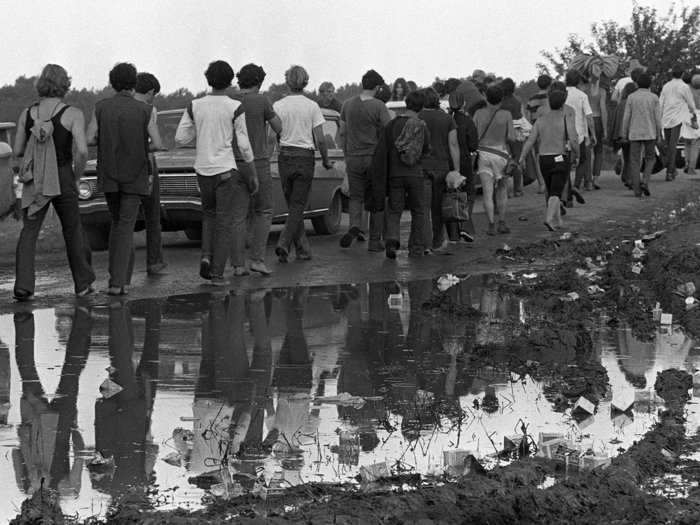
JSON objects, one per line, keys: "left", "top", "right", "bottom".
{"left": 539, "top": 2, "right": 700, "bottom": 85}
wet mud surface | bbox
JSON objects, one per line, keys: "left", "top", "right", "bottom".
{"left": 7, "top": 197, "right": 700, "bottom": 523}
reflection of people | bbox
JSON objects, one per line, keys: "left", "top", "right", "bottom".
{"left": 12, "top": 308, "right": 92, "bottom": 499}
{"left": 0, "top": 341, "right": 10, "bottom": 426}
{"left": 92, "top": 301, "right": 159, "bottom": 496}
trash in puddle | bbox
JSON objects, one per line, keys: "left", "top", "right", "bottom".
{"left": 316, "top": 392, "right": 366, "bottom": 408}
{"left": 162, "top": 452, "right": 182, "bottom": 466}
{"left": 579, "top": 454, "right": 611, "bottom": 470}
{"left": 87, "top": 451, "right": 113, "bottom": 468}
{"left": 631, "top": 263, "right": 643, "bottom": 274}
{"left": 634, "top": 239, "right": 644, "bottom": 249}
{"left": 179, "top": 416, "right": 200, "bottom": 422}
{"left": 652, "top": 302, "right": 662, "bottom": 322}
{"left": 573, "top": 397, "right": 595, "bottom": 416}
{"left": 387, "top": 292, "right": 403, "bottom": 309}
{"left": 575, "top": 416, "right": 595, "bottom": 431}
{"left": 359, "top": 461, "right": 390, "bottom": 482}
{"left": 660, "top": 313, "right": 673, "bottom": 325}
{"left": 560, "top": 292, "right": 580, "bottom": 302}
{"left": 99, "top": 378, "right": 123, "bottom": 399}
{"left": 631, "top": 246, "right": 644, "bottom": 259}
{"left": 686, "top": 297, "right": 696, "bottom": 310}
{"left": 612, "top": 390, "right": 635, "bottom": 413}
{"left": 437, "top": 274, "right": 461, "bottom": 292}
{"left": 522, "top": 273, "right": 538, "bottom": 279}
{"left": 502, "top": 244, "right": 511, "bottom": 252}
{"left": 503, "top": 435, "right": 524, "bottom": 453}
{"left": 587, "top": 285, "right": 604, "bottom": 295}
{"left": 560, "top": 232, "right": 572, "bottom": 240}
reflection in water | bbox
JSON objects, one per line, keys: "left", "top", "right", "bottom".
{"left": 13, "top": 308, "right": 91, "bottom": 497}
{"left": 1, "top": 278, "right": 699, "bottom": 520}
{"left": 92, "top": 301, "right": 160, "bottom": 498}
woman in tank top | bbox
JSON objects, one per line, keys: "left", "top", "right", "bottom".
{"left": 12, "top": 64, "right": 95, "bottom": 301}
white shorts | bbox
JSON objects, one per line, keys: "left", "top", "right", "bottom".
{"left": 477, "top": 149, "right": 508, "bottom": 182}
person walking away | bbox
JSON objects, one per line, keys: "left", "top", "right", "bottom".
{"left": 621, "top": 72, "right": 663, "bottom": 198}
{"left": 500, "top": 78, "right": 525, "bottom": 196}
{"left": 418, "top": 87, "right": 460, "bottom": 253}
{"left": 272, "top": 65, "right": 333, "bottom": 263}
{"left": 447, "top": 91, "right": 478, "bottom": 242}
{"left": 611, "top": 59, "right": 643, "bottom": 103}
{"left": 317, "top": 82, "right": 342, "bottom": 112}
{"left": 660, "top": 64, "right": 697, "bottom": 180}
{"left": 88, "top": 63, "right": 165, "bottom": 295}
{"left": 13, "top": 64, "right": 95, "bottom": 301}
{"left": 134, "top": 72, "right": 167, "bottom": 275}
{"left": 338, "top": 69, "right": 392, "bottom": 251}
{"left": 681, "top": 72, "right": 700, "bottom": 176}
{"left": 519, "top": 89, "right": 579, "bottom": 230}
{"left": 232, "top": 63, "right": 282, "bottom": 276}
{"left": 369, "top": 90, "right": 430, "bottom": 259}
{"left": 175, "top": 60, "right": 258, "bottom": 285}
{"left": 565, "top": 70, "right": 597, "bottom": 192}
{"left": 611, "top": 75, "right": 640, "bottom": 189}
{"left": 473, "top": 85, "right": 515, "bottom": 235}
{"left": 586, "top": 70, "right": 608, "bottom": 189}
{"left": 525, "top": 74, "right": 552, "bottom": 194}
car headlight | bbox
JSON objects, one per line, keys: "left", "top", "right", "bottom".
{"left": 78, "top": 181, "right": 93, "bottom": 200}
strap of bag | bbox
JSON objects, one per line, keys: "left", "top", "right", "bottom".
{"left": 478, "top": 109, "right": 498, "bottom": 142}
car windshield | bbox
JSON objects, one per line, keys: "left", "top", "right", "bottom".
{"left": 158, "top": 111, "right": 189, "bottom": 149}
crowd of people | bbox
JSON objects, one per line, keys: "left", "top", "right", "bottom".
{"left": 8, "top": 59, "right": 700, "bottom": 300}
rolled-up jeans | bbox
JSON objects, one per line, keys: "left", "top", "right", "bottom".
{"left": 277, "top": 147, "right": 314, "bottom": 256}
{"left": 245, "top": 159, "right": 272, "bottom": 263}
{"left": 198, "top": 170, "right": 237, "bottom": 278}
{"left": 346, "top": 154, "right": 384, "bottom": 240}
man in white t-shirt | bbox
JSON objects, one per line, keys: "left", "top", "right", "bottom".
{"left": 566, "top": 70, "right": 597, "bottom": 192}
{"left": 660, "top": 64, "right": 698, "bottom": 180}
{"left": 272, "top": 65, "right": 333, "bottom": 263}
{"left": 175, "top": 60, "right": 257, "bottom": 285}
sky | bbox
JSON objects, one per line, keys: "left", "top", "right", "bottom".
{"left": 1, "top": 0, "right": 681, "bottom": 93}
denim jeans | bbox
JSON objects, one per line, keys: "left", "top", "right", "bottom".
{"left": 277, "top": 148, "right": 314, "bottom": 256}
{"left": 421, "top": 169, "right": 448, "bottom": 249}
{"left": 386, "top": 176, "right": 425, "bottom": 254}
{"left": 246, "top": 159, "right": 272, "bottom": 263}
{"left": 664, "top": 124, "right": 682, "bottom": 176}
{"left": 198, "top": 171, "right": 237, "bottom": 278}
{"left": 346, "top": 154, "right": 384, "bottom": 240}
{"left": 574, "top": 141, "right": 592, "bottom": 188}
{"left": 140, "top": 164, "right": 163, "bottom": 269}
{"left": 628, "top": 139, "right": 656, "bottom": 196}
{"left": 15, "top": 164, "right": 95, "bottom": 294}
{"left": 105, "top": 191, "right": 141, "bottom": 288}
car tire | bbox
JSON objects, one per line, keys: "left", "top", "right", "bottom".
{"left": 184, "top": 227, "right": 202, "bottom": 241}
{"left": 312, "top": 191, "right": 342, "bottom": 235}
{"left": 84, "top": 224, "right": 110, "bottom": 251}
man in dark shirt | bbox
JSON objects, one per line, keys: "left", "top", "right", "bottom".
{"left": 418, "top": 87, "right": 460, "bottom": 252}
{"left": 318, "top": 82, "right": 343, "bottom": 112}
{"left": 87, "top": 63, "right": 164, "bottom": 295}
{"left": 232, "top": 64, "right": 283, "bottom": 276}
{"left": 338, "top": 70, "right": 391, "bottom": 251}
{"left": 134, "top": 72, "right": 167, "bottom": 276}
{"left": 384, "top": 90, "right": 431, "bottom": 259}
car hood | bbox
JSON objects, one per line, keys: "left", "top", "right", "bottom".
{"left": 85, "top": 148, "right": 196, "bottom": 175}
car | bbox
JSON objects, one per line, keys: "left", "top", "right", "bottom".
{"left": 78, "top": 108, "right": 348, "bottom": 251}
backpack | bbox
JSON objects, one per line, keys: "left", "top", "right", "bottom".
{"left": 394, "top": 116, "right": 426, "bottom": 167}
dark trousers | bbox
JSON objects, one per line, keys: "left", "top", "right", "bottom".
{"left": 277, "top": 148, "right": 314, "bottom": 256}
{"left": 140, "top": 171, "right": 163, "bottom": 268}
{"left": 105, "top": 191, "right": 141, "bottom": 288}
{"left": 247, "top": 159, "right": 273, "bottom": 263}
{"left": 621, "top": 142, "right": 631, "bottom": 185}
{"left": 15, "top": 164, "right": 95, "bottom": 294}
{"left": 198, "top": 171, "right": 236, "bottom": 278}
{"left": 629, "top": 139, "right": 656, "bottom": 196}
{"left": 664, "top": 124, "right": 682, "bottom": 177}
{"left": 574, "top": 141, "right": 591, "bottom": 188}
{"left": 422, "top": 169, "right": 448, "bottom": 249}
{"left": 592, "top": 116, "right": 604, "bottom": 178}
{"left": 386, "top": 176, "right": 425, "bottom": 255}
{"left": 510, "top": 141, "right": 524, "bottom": 193}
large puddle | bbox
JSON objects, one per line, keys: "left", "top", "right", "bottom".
{"left": 0, "top": 276, "right": 699, "bottom": 521}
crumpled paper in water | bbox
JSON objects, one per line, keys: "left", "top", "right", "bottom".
{"left": 437, "top": 274, "right": 461, "bottom": 292}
